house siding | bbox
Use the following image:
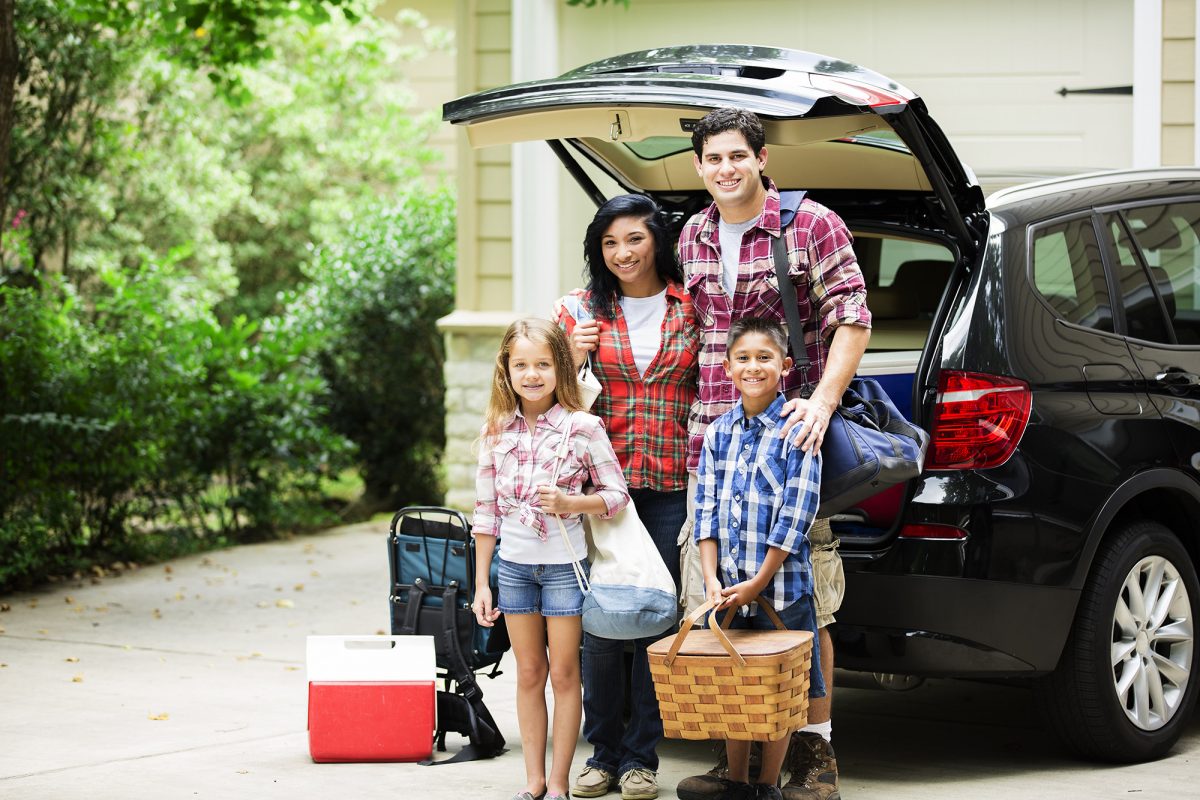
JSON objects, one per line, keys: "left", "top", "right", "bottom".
{"left": 1163, "top": 0, "right": 1196, "bottom": 164}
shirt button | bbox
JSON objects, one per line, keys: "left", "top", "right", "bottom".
{"left": 732, "top": 521, "right": 738, "bottom": 528}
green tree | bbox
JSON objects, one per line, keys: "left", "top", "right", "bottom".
{"left": 296, "top": 186, "right": 456, "bottom": 516}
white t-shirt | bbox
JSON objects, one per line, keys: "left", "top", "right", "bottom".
{"left": 619, "top": 288, "right": 667, "bottom": 378}
{"left": 719, "top": 215, "right": 759, "bottom": 297}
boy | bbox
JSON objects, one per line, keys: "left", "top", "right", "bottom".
{"left": 694, "top": 316, "right": 825, "bottom": 800}
{"left": 679, "top": 107, "right": 868, "bottom": 800}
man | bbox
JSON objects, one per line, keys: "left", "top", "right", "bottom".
{"left": 676, "top": 107, "right": 871, "bottom": 800}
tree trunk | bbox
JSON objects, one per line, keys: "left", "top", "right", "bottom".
{"left": 0, "top": 0, "right": 17, "bottom": 248}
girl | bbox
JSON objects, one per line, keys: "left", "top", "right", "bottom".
{"left": 472, "top": 318, "right": 630, "bottom": 800}
{"left": 554, "top": 194, "right": 698, "bottom": 800}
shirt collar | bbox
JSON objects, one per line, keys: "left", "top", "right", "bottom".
{"left": 513, "top": 403, "right": 569, "bottom": 431}
{"left": 733, "top": 393, "right": 787, "bottom": 432}
{"left": 665, "top": 281, "right": 689, "bottom": 303}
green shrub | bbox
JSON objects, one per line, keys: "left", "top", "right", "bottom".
{"left": 0, "top": 264, "right": 352, "bottom": 591}
{"left": 294, "top": 184, "right": 456, "bottom": 513}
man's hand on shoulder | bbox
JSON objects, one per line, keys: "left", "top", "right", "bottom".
{"left": 778, "top": 393, "right": 838, "bottom": 453}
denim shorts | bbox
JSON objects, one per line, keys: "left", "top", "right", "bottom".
{"left": 497, "top": 558, "right": 587, "bottom": 616}
{"left": 726, "top": 594, "right": 826, "bottom": 699}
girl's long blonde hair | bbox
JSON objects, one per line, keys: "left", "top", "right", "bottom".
{"left": 483, "top": 318, "right": 584, "bottom": 441}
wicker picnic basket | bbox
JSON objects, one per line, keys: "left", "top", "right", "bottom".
{"left": 647, "top": 596, "right": 812, "bottom": 742}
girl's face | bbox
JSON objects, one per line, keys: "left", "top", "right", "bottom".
{"left": 601, "top": 216, "right": 661, "bottom": 296}
{"left": 508, "top": 336, "right": 558, "bottom": 417}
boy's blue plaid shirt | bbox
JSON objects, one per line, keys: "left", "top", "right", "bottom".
{"left": 694, "top": 393, "right": 821, "bottom": 613}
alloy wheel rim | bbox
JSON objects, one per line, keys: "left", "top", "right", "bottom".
{"left": 1111, "top": 554, "right": 1194, "bottom": 730}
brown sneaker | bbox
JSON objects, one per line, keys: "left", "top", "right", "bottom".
{"left": 781, "top": 732, "right": 840, "bottom": 800}
{"left": 675, "top": 744, "right": 764, "bottom": 800}
{"left": 572, "top": 765, "right": 617, "bottom": 798}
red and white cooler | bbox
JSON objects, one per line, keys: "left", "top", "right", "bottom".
{"left": 306, "top": 635, "right": 436, "bottom": 762}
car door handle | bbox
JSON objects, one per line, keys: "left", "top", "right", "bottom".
{"left": 1155, "top": 370, "right": 1200, "bottom": 387}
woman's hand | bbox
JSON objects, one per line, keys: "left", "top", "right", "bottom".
{"left": 472, "top": 585, "right": 501, "bottom": 627}
{"left": 570, "top": 320, "right": 601, "bottom": 369}
{"left": 536, "top": 483, "right": 573, "bottom": 516}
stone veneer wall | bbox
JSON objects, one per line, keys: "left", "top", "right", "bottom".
{"left": 438, "top": 310, "right": 519, "bottom": 512}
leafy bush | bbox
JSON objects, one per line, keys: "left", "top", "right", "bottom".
{"left": 293, "top": 184, "right": 456, "bottom": 513}
{"left": 0, "top": 264, "right": 352, "bottom": 591}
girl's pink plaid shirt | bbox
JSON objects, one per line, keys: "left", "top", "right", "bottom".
{"left": 472, "top": 404, "right": 629, "bottom": 542}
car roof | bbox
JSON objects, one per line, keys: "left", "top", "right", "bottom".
{"left": 988, "top": 168, "right": 1200, "bottom": 212}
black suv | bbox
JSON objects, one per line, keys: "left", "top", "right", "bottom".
{"left": 445, "top": 44, "right": 1200, "bottom": 762}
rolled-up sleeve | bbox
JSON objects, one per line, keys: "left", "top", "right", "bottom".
{"left": 582, "top": 419, "right": 629, "bottom": 518}
{"left": 805, "top": 207, "right": 872, "bottom": 343}
{"left": 767, "top": 439, "right": 821, "bottom": 554}
{"left": 471, "top": 431, "right": 500, "bottom": 539}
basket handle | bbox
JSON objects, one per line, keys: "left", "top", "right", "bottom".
{"left": 666, "top": 598, "right": 743, "bottom": 667}
{"left": 664, "top": 593, "right": 790, "bottom": 668}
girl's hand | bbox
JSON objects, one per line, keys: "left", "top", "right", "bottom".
{"left": 570, "top": 321, "right": 601, "bottom": 368}
{"left": 472, "top": 586, "right": 501, "bottom": 627}
{"left": 536, "top": 483, "right": 573, "bottom": 516}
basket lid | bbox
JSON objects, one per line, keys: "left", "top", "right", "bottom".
{"left": 647, "top": 628, "right": 812, "bottom": 659}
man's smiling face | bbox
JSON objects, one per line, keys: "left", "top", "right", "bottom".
{"left": 694, "top": 129, "right": 768, "bottom": 221}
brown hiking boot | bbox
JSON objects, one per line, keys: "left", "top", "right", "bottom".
{"left": 675, "top": 744, "right": 763, "bottom": 800}
{"left": 781, "top": 732, "right": 840, "bottom": 800}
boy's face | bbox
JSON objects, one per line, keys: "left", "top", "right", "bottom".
{"left": 694, "top": 130, "right": 768, "bottom": 213}
{"left": 723, "top": 332, "right": 791, "bottom": 404}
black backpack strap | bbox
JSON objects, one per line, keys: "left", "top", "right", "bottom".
{"left": 419, "top": 582, "right": 506, "bottom": 765}
{"left": 772, "top": 190, "right": 812, "bottom": 389}
{"left": 397, "top": 578, "right": 430, "bottom": 636}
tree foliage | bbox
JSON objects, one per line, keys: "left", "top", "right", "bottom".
{"left": 294, "top": 185, "right": 457, "bottom": 514}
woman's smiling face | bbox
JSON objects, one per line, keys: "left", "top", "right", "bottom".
{"left": 601, "top": 215, "right": 660, "bottom": 296}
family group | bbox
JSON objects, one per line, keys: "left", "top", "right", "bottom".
{"left": 470, "top": 107, "right": 872, "bottom": 800}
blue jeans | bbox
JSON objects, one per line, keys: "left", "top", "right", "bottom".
{"left": 581, "top": 488, "right": 685, "bottom": 776}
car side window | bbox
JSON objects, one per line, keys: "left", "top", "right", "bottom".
{"left": 1031, "top": 217, "right": 1114, "bottom": 332}
{"left": 1124, "top": 203, "right": 1200, "bottom": 345}
{"left": 1102, "top": 212, "right": 1174, "bottom": 345}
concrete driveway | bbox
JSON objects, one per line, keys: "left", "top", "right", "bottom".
{"left": 1, "top": 522, "right": 1196, "bottom": 799}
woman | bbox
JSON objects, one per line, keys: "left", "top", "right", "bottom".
{"left": 554, "top": 194, "right": 699, "bottom": 800}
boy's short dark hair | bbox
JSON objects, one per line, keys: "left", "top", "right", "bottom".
{"left": 727, "top": 316, "right": 789, "bottom": 358}
{"left": 691, "top": 107, "right": 767, "bottom": 157}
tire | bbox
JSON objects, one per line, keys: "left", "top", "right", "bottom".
{"left": 1038, "top": 519, "right": 1199, "bottom": 762}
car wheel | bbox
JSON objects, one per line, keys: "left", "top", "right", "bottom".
{"left": 1038, "top": 519, "right": 1198, "bottom": 762}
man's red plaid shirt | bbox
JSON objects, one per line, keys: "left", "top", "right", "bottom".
{"left": 679, "top": 179, "right": 873, "bottom": 471}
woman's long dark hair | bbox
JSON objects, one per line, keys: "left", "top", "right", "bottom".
{"left": 582, "top": 194, "right": 683, "bottom": 321}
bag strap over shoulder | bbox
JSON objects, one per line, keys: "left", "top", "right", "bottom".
{"left": 548, "top": 412, "right": 592, "bottom": 594}
{"left": 771, "top": 191, "right": 813, "bottom": 390}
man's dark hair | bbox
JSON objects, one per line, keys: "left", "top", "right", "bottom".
{"left": 727, "top": 315, "right": 789, "bottom": 358}
{"left": 690, "top": 107, "right": 767, "bottom": 157}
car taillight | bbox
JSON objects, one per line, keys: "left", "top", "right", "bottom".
{"left": 927, "top": 371, "right": 1032, "bottom": 470}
